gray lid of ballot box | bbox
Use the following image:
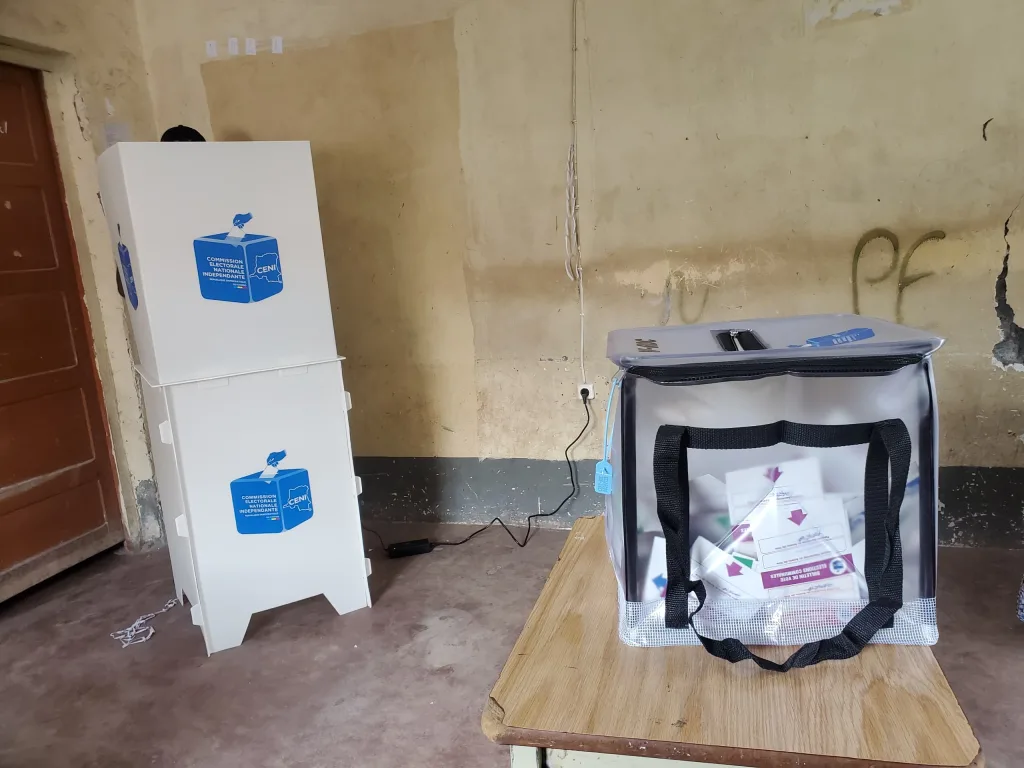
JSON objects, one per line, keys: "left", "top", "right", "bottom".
{"left": 607, "top": 314, "right": 943, "bottom": 368}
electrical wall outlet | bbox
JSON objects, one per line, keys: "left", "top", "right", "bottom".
{"left": 578, "top": 383, "right": 595, "bottom": 401}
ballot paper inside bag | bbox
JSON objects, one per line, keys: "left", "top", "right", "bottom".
{"left": 726, "top": 457, "right": 824, "bottom": 517}
{"left": 719, "top": 455, "right": 858, "bottom": 599}
{"left": 725, "top": 457, "right": 824, "bottom": 559}
{"left": 643, "top": 535, "right": 766, "bottom": 602}
{"left": 741, "top": 492, "right": 858, "bottom": 599}
{"left": 692, "top": 536, "right": 765, "bottom": 599}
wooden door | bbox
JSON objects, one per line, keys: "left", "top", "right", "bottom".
{"left": 0, "top": 62, "right": 122, "bottom": 600}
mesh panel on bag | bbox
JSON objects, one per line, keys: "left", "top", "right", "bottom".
{"left": 617, "top": 590, "right": 938, "bottom": 648}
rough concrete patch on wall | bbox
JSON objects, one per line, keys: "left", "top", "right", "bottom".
{"left": 612, "top": 257, "right": 750, "bottom": 295}
{"left": 993, "top": 197, "right": 1024, "bottom": 369}
{"left": 805, "top": 0, "right": 910, "bottom": 29}
{"left": 201, "top": 18, "right": 475, "bottom": 459}
{"left": 133, "top": 479, "right": 164, "bottom": 548}
{"left": 600, "top": 243, "right": 777, "bottom": 326}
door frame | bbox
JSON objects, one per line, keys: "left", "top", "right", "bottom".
{"left": 0, "top": 45, "right": 159, "bottom": 578}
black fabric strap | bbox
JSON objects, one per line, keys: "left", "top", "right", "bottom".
{"left": 653, "top": 419, "right": 911, "bottom": 672}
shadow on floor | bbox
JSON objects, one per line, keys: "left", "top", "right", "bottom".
{"left": 0, "top": 531, "right": 1021, "bottom": 768}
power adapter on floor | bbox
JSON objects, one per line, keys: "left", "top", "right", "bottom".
{"left": 386, "top": 539, "right": 435, "bottom": 558}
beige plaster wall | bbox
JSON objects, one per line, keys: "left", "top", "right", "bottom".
{"left": 1, "top": 0, "right": 162, "bottom": 545}
{"left": 141, "top": 0, "right": 1024, "bottom": 467}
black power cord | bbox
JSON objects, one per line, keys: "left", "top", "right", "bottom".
{"left": 363, "top": 391, "right": 593, "bottom": 556}
{"left": 361, "top": 525, "right": 388, "bottom": 553}
{"left": 434, "top": 395, "right": 591, "bottom": 549}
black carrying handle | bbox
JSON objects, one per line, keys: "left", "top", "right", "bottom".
{"left": 653, "top": 419, "right": 911, "bottom": 672}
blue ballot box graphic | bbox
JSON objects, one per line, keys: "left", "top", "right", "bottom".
{"left": 116, "top": 224, "right": 139, "bottom": 310}
{"left": 194, "top": 212, "right": 284, "bottom": 303}
{"left": 230, "top": 450, "right": 314, "bottom": 535}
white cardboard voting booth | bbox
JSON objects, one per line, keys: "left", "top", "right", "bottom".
{"left": 97, "top": 141, "right": 338, "bottom": 385}
{"left": 141, "top": 361, "right": 368, "bottom": 654}
{"left": 99, "top": 142, "right": 369, "bottom": 654}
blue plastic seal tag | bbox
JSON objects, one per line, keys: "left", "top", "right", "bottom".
{"left": 595, "top": 374, "right": 623, "bottom": 496}
{"left": 594, "top": 459, "right": 614, "bottom": 495}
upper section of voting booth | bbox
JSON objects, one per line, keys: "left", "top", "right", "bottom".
{"left": 98, "top": 141, "right": 338, "bottom": 385}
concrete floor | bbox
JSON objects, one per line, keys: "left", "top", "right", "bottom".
{"left": 1, "top": 524, "right": 1022, "bottom": 768}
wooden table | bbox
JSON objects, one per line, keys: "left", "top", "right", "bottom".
{"left": 482, "top": 516, "right": 983, "bottom": 768}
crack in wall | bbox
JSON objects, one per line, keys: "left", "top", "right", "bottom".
{"left": 71, "top": 79, "right": 91, "bottom": 144}
{"left": 993, "top": 196, "right": 1024, "bottom": 368}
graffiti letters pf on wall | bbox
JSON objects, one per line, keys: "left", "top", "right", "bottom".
{"left": 851, "top": 228, "right": 946, "bottom": 323}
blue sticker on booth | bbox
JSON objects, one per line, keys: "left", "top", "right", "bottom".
{"left": 116, "top": 224, "right": 139, "bottom": 310}
{"left": 230, "top": 450, "right": 314, "bottom": 534}
{"left": 594, "top": 459, "right": 614, "bottom": 495}
{"left": 194, "top": 212, "right": 283, "bottom": 303}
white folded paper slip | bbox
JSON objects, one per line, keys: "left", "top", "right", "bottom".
{"left": 726, "top": 457, "right": 824, "bottom": 560}
{"left": 726, "top": 456, "right": 825, "bottom": 518}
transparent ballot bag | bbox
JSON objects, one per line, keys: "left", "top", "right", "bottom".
{"left": 601, "top": 315, "right": 942, "bottom": 671}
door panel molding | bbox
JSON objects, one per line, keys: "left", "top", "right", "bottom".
{"left": 0, "top": 61, "right": 125, "bottom": 597}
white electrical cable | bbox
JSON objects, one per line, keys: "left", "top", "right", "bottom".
{"left": 564, "top": 0, "right": 586, "bottom": 385}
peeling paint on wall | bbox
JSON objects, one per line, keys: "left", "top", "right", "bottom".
{"left": 806, "top": 0, "right": 910, "bottom": 29}
{"left": 993, "top": 198, "right": 1024, "bottom": 370}
{"left": 602, "top": 244, "right": 777, "bottom": 328}
{"left": 612, "top": 256, "right": 750, "bottom": 295}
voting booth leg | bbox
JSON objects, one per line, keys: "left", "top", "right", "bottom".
{"left": 191, "top": 601, "right": 251, "bottom": 655}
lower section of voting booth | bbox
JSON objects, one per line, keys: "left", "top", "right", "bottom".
{"left": 141, "top": 359, "right": 370, "bottom": 654}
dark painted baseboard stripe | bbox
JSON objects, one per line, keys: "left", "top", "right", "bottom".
{"left": 354, "top": 458, "right": 1024, "bottom": 547}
